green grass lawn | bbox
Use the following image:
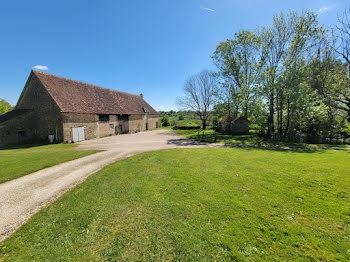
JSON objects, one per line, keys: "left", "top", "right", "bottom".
{"left": 173, "top": 128, "right": 350, "bottom": 149}
{"left": 0, "top": 144, "right": 100, "bottom": 183}
{"left": 1, "top": 148, "right": 349, "bottom": 261}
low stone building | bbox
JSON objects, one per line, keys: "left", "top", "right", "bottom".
{"left": 0, "top": 70, "right": 159, "bottom": 146}
{"left": 217, "top": 115, "right": 249, "bottom": 135}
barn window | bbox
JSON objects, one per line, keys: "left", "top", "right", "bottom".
{"left": 18, "top": 131, "right": 26, "bottom": 137}
{"left": 109, "top": 123, "right": 114, "bottom": 129}
{"left": 98, "top": 114, "right": 110, "bottom": 122}
{"left": 118, "top": 115, "right": 129, "bottom": 121}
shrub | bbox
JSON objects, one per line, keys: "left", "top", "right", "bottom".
{"left": 160, "top": 116, "right": 170, "bottom": 126}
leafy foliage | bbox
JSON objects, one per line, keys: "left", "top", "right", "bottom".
{"left": 160, "top": 115, "right": 170, "bottom": 126}
{"left": 212, "top": 9, "right": 350, "bottom": 144}
{"left": 341, "top": 123, "right": 350, "bottom": 136}
{"left": 0, "top": 99, "right": 13, "bottom": 114}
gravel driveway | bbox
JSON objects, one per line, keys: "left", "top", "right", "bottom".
{"left": 0, "top": 130, "right": 210, "bottom": 242}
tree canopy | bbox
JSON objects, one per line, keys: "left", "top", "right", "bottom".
{"left": 209, "top": 9, "right": 350, "bottom": 143}
{"left": 0, "top": 99, "right": 13, "bottom": 115}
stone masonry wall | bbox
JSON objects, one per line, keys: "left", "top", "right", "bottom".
{"left": 62, "top": 113, "right": 159, "bottom": 142}
{"left": 0, "top": 112, "right": 35, "bottom": 146}
{"left": 10, "top": 74, "right": 63, "bottom": 142}
{"left": 129, "top": 114, "right": 159, "bottom": 133}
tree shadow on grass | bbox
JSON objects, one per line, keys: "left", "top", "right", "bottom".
{"left": 165, "top": 130, "right": 349, "bottom": 153}
{"left": 0, "top": 143, "right": 48, "bottom": 151}
{"left": 166, "top": 138, "right": 209, "bottom": 146}
{"left": 166, "top": 138, "right": 333, "bottom": 154}
{"left": 220, "top": 143, "right": 324, "bottom": 154}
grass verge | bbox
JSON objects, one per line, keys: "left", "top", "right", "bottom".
{"left": 1, "top": 148, "right": 349, "bottom": 260}
{"left": 0, "top": 144, "right": 100, "bottom": 183}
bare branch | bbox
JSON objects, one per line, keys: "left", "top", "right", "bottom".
{"left": 176, "top": 70, "right": 216, "bottom": 129}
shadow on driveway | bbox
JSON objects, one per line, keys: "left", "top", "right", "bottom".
{"left": 166, "top": 138, "right": 208, "bottom": 146}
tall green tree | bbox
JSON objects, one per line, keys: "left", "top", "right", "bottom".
{"left": 213, "top": 30, "right": 260, "bottom": 118}
{"left": 212, "top": 9, "right": 347, "bottom": 142}
{"left": 0, "top": 99, "right": 13, "bottom": 114}
{"left": 259, "top": 11, "right": 323, "bottom": 139}
{"left": 335, "top": 8, "right": 350, "bottom": 123}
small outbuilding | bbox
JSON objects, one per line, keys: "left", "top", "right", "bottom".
{"left": 0, "top": 70, "right": 159, "bottom": 146}
{"left": 217, "top": 115, "right": 250, "bottom": 135}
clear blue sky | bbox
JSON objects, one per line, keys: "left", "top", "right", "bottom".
{"left": 0, "top": 0, "right": 347, "bottom": 110}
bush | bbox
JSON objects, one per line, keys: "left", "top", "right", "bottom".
{"left": 178, "top": 115, "right": 184, "bottom": 120}
{"left": 160, "top": 116, "right": 170, "bottom": 126}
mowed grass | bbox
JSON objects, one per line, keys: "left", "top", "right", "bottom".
{"left": 0, "top": 144, "right": 100, "bottom": 183}
{"left": 1, "top": 148, "right": 350, "bottom": 261}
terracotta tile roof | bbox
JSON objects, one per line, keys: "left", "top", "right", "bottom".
{"left": 0, "top": 109, "right": 33, "bottom": 123}
{"left": 32, "top": 70, "right": 159, "bottom": 115}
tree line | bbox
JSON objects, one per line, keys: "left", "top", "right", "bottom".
{"left": 178, "top": 9, "right": 350, "bottom": 143}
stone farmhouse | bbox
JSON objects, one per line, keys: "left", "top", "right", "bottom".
{"left": 0, "top": 70, "right": 159, "bottom": 146}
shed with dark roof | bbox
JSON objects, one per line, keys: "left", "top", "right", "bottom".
{"left": 0, "top": 71, "right": 159, "bottom": 146}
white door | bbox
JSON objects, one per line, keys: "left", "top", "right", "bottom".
{"left": 72, "top": 127, "right": 85, "bottom": 142}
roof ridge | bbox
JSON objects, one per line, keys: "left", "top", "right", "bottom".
{"left": 32, "top": 70, "right": 141, "bottom": 98}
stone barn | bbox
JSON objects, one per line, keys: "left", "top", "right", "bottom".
{"left": 0, "top": 70, "right": 159, "bottom": 146}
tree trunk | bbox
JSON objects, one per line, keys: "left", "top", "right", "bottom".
{"left": 244, "top": 99, "right": 249, "bottom": 118}
{"left": 267, "top": 97, "right": 275, "bottom": 139}
{"left": 279, "top": 92, "right": 283, "bottom": 140}
{"left": 328, "top": 110, "right": 335, "bottom": 141}
{"left": 276, "top": 93, "right": 280, "bottom": 139}
{"left": 285, "top": 98, "right": 290, "bottom": 137}
{"left": 202, "top": 119, "right": 207, "bottom": 130}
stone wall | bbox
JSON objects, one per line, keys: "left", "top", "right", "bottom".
{"left": 0, "top": 74, "right": 63, "bottom": 146}
{"left": 62, "top": 113, "right": 97, "bottom": 143}
{"left": 0, "top": 112, "right": 35, "bottom": 146}
{"left": 148, "top": 114, "right": 160, "bottom": 130}
{"left": 16, "top": 73, "right": 63, "bottom": 141}
{"left": 62, "top": 113, "right": 160, "bottom": 142}
{"left": 129, "top": 114, "right": 159, "bottom": 133}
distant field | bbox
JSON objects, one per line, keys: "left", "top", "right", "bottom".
{"left": 166, "top": 114, "right": 202, "bottom": 127}
{"left": 1, "top": 148, "right": 349, "bottom": 260}
{"left": 0, "top": 144, "right": 99, "bottom": 183}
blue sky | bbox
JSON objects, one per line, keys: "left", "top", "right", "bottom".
{"left": 0, "top": 0, "right": 347, "bottom": 110}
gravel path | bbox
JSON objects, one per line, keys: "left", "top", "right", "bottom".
{"left": 0, "top": 130, "right": 209, "bottom": 242}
